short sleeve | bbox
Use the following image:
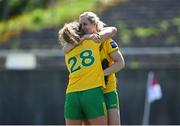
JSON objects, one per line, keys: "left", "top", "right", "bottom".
{"left": 106, "top": 39, "right": 119, "bottom": 54}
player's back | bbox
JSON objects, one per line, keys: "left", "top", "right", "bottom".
{"left": 65, "top": 40, "right": 105, "bottom": 93}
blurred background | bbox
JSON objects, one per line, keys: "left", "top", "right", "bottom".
{"left": 0, "top": 0, "right": 180, "bottom": 125}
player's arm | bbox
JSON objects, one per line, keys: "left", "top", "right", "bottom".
{"left": 104, "top": 50, "right": 125, "bottom": 76}
{"left": 62, "top": 42, "right": 76, "bottom": 53}
{"left": 81, "top": 34, "right": 99, "bottom": 43}
{"left": 80, "top": 27, "right": 117, "bottom": 43}
{"left": 98, "top": 26, "right": 117, "bottom": 42}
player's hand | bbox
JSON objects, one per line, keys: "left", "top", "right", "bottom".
{"left": 89, "top": 34, "right": 100, "bottom": 43}
{"left": 81, "top": 34, "right": 100, "bottom": 43}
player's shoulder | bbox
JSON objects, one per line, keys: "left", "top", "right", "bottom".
{"left": 104, "top": 38, "right": 118, "bottom": 48}
{"left": 104, "top": 38, "right": 113, "bottom": 43}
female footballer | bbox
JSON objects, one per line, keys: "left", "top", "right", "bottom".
{"left": 63, "top": 12, "right": 125, "bottom": 125}
{"left": 59, "top": 21, "right": 108, "bottom": 125}
{"left": 79, "top": 12, "right": 125, "bottom": 125}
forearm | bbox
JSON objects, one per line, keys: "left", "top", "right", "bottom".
{"left": 99, "top": 27, "right": 117, "bottom": 42}
{"left": 104, "top": 61, "right": 125, "bottom": 76}
{"left": 80, "top": 27, "right": 117, "bottom": 43}
{"left": 63, "top": 43, "right": 75, "bottom": 53}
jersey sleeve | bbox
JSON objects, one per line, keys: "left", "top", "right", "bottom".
{"left": 106, "top": 39, "right": 119, "bottom": 54}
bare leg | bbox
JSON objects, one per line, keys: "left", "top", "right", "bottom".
{"left": 83, "top": 119, "right": 90, "bottom": 125}
{"left": 65, "top": 119, "right": 82, "bottom": 125}
{"left": 88, "top": 115, "right": 107, "bottom": 125}
{"left": 108, "top": 108, "right": 121, "bottom": 125}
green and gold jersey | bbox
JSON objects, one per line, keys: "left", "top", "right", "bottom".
{"left": 65, "top": 40, "right": 105, "bottom": 93}
{"left": 100, "top": 38, "right": 119, "bottom": 93}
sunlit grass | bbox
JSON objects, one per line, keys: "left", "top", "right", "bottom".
{"left": 0, "top": 0, "right": 100, "bottom": 43}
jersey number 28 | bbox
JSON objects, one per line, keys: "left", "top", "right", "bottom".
{"left": 68, "top": 50, "right": 95, "bottom": 73}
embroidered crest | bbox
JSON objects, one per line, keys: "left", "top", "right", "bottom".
{"left": 110, "top": 41, "right": 118, "bottom": 48}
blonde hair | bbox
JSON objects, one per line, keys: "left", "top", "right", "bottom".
{"left": 58, "top": 21, "right": 81, "bottom": 46}
{"left": 79, "top": 11, "right": 106, "bottom": 32}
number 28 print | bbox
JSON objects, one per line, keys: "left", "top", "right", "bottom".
{"left": 68, "top": 50, "right": 95, "bottom": 73}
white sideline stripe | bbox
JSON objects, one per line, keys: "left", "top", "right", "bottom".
{"left": 0, "top": 47, "right": 180, "bottom": 57}
{"left": 121, "top": 47, "right": 180, "bottom": 55}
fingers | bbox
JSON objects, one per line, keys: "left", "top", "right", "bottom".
{"left": 80, "top": 34, "right": 101, "bottom": 43}
{"left": 90, "top": 34, "right": 100, "bottom": 43}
